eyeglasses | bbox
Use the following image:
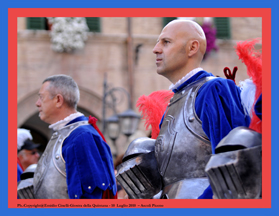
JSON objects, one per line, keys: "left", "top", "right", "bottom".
{"left": 25, "top": 150, "right": 38, "bottom": 155}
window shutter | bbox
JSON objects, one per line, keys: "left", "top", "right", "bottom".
{"left": 163, "top": 17, "right": 177, "bottom": 27}
{"left": 214, "top": 17, "right": 231, "bottom": 39}
{"left": 85, "top": 17, "right": 101, "bottom": 32}
{"left": 26, "top": 18, "right": 46, "bottom": 30}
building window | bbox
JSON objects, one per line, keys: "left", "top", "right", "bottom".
{"left": 85, "top": 17, "right": 101, "bottom": 32}
{"left": 213, "top": 17, "right": 231, "bottom": 39}
{"left": 162, "top": 17, "right": 177, "bottom": 27}
{"left": 26, "top": 18, "right": 48, "bottom": 30}
{"left": 26, "top": 17, "right": 101, "bottom": 32}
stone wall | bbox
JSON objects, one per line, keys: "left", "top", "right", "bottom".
{"left": 17, "top": 17, "right": 262, "bottom": 155}
{"left": 231, "top": 18, "right": 262, "bottom": 41}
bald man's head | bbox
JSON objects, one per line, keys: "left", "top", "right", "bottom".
{"left": 153, "top": 19, "right": 207, "bottom": 83}
{"left": 163, "top": 20, "right": 207, "bottom": 57}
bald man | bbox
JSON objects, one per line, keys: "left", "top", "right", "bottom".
{"left": 153, "top": 20, "right": 206, "bottom": 83}
{"left": 116, "top": 20, "right": 250, "bottom": 199}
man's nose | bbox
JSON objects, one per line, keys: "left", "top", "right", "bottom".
{"left": 33, "top": 152, "right": 40, "bottom": 159}
{"left": 153, "top": 43, "right": 162, "bottom": 54}
{"left": 35, "top": 99, "right": 40, "bottom": 107}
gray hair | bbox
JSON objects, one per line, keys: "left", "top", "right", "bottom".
{"left": 43, "top": 74, "right": 80, "bottom": 109}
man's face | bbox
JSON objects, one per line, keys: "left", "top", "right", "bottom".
{"left": 35, "top": 82, "right": 57, "bottom": 124}
{"left": 152, "top": 24, "right": 189, "bottom": 81}
{"left": 18, "top": 149, "right": 40, "bottom": 167}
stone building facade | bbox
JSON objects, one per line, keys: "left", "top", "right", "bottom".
{"left": 17, "top": 17, "right": 262, "bottom": 156}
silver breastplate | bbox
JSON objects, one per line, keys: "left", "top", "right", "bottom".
{"left": 155, "top": 77, "right": 214, "bottom": 189}
{"left": 33, "top": 120, "right": 88, "bottom": 199}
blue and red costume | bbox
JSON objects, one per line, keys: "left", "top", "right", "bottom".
{"left": 62, "top": 116, "right": 117, "bottom": 199}
{"left": 160, "top": 70, "right": 251, "bottom": 199}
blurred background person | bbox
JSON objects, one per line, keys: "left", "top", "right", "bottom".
{"left": 17, "top": 128, "right": 41, "bottom": 182}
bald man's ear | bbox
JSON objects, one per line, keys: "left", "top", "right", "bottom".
{"left": 188, "top": 40, "right": 200, "bottom": 57}
{"left": 55, "top": 94, "right": 64, "bottom": 108}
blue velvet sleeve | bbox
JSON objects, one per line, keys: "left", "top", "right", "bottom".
{"left": 195, "top": 78, "right": 251, "bottom": 154}
{"left": 62, "top": 125, "right": 116, "bottom": 199}
{"left": 254, "top": 94, "right": 262, "bottom": 120}
{"left": 17, "top": 164, "right": 23, "bottom": 182}
{"left": 195, "top": 78, "right": 250, "bottom": 199}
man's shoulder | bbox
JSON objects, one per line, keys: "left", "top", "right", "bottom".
{"left": 70, "top": 123, "right": 97, "bottom": 137}
{"left": 205, "top": 76, "right": 234, "bottom": 86}
{"left": 196, "top": 77, "right": 241, "bottom": 103}
{"left": 63, "top": 123, "right": 103, "bottom": 149}
{"left": 201, "top": 77, "right": 239, "bottom": 92}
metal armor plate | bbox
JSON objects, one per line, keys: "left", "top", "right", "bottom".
{"left": 205, "top": 126, "right": 262, "bottom": 199}
{"left": 33, "top": 121, "right": 88, "bottom": 199}
{"left": 17, "top": 164, "right": 37, "bottom": 199}
{"left": 157, "top": 77, "right": 214, "bottom": 198}
{"left": 116, "top": 138, "right": 162, "bottom": 199}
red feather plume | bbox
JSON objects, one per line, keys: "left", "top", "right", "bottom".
{"left": 235, "top": 38, "right": 262, "bottom": 133}
{"left": 88, "top": 116, "right": 107, "bottom": 142}
{"left": 136, "top": 90, "right": 174, "bottom": 139}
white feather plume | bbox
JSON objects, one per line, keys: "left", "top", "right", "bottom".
{"left": 239, "top": 78, "right": 256, "bottom": 118}
{"left": 17, "top": 128, "right": 33, "bottom": 150}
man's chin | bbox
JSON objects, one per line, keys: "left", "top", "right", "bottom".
{"left": 156, "top": 70, "right": 167, "bottom": 77}
{"left": 39, "top": 114, "right": 45, "bottom": 122}
{"left": 156, "top": 69, "right": 164, "bottom": 75}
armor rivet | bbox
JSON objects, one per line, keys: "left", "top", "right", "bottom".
{"left": 59, "top": 139, "right": 62, "bottom": 142}
{"left": 182, "top": 90, "right": 185, "bottom": 94}
{"left": 55, "top": 155, "right": 59, "bottom": 160}
{"left": 189, "top": 116, "right": 195, "bottom": 122}
{"left": 102, "top": 183, "right": 105, "bottom": 186}
{"left": 70, "top": 126, "right": 74, "bottom": 129}
{"left": 88, "top": 186, "right": 91, "bottom": 189}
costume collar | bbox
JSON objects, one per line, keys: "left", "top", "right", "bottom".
{"left": 49, "top": 112, "right": 84, "bottom": 131}
{"left": 169, "top": 67, "right": 204, "bottom": 91}
{"left": 66, "top": 115, "right": 88, "bottom": 125}
{"left": 172, "top": 70, "right": 215, "bottom": 93}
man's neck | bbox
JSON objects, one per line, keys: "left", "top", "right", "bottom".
{"left": 49, "top": 111, "right": 83, "bottom": 131}
{"left": 59, "top": 109, "right": 77, "bottom": 121}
